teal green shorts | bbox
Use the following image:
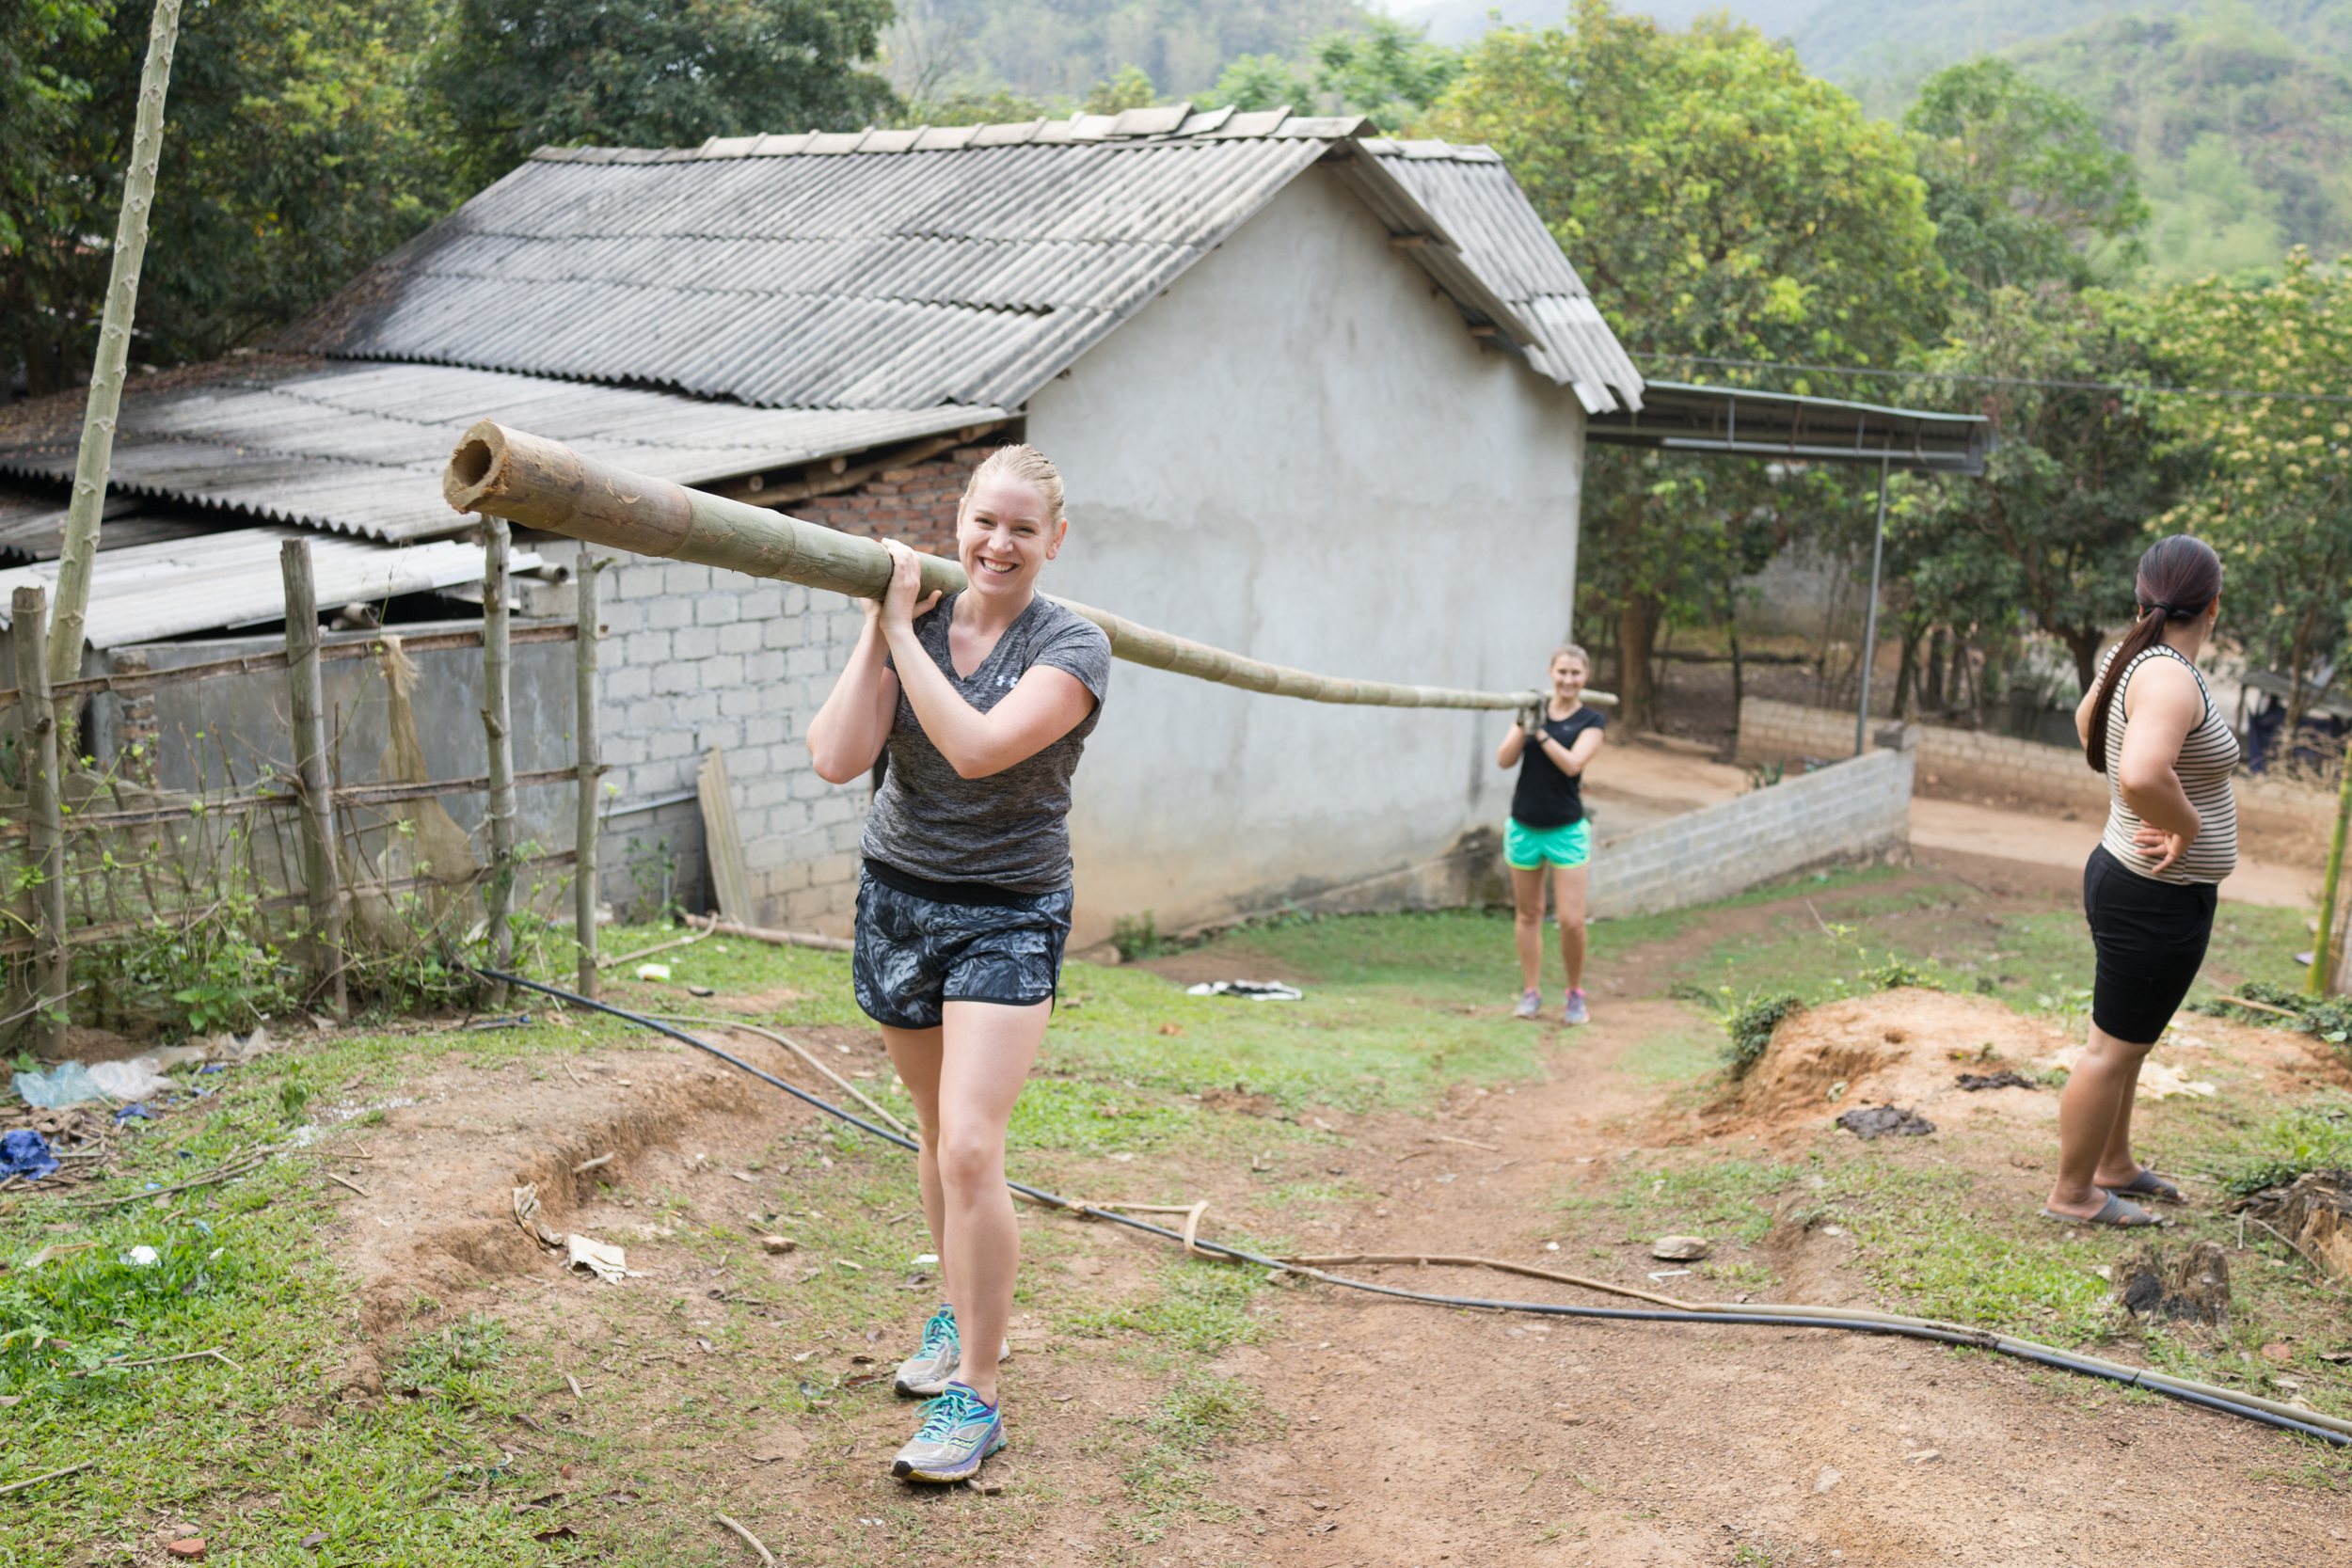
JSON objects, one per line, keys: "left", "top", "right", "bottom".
{"left": 1505, "top": 816, "right": 1591, "bottom": 871}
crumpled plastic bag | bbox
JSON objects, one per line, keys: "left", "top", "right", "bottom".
{"left": 0, "top": 1129, "right": 59, "bottom": 1180}
{"left": 565, "top": 1234, "right": 630, "bottom": 1282}
{"left": 1184, "top": 980, "right": 1304, "bottom": 1001}
{"left": 87, "top": 1056, "right": 176, "bottom": 1101}
{"left": 14, "top": 1061, "right": 105, "bottom": 1109}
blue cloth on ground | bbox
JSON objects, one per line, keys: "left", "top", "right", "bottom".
{"left": 0, "top": 1129, "right": 60, "bottom": 1180}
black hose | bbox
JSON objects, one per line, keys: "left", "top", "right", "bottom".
{"left": 473, "top": 965, "right": 2350, "bottom": 1449}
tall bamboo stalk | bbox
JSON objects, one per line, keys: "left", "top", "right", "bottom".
{"left": 574, "top": 544, "right": 602, "bottom": 999}
{"left": 482, "top": 518, "right": 516, "bottom": 1002}
{"left": 280, "top": 542, "right": 346, "bottom": 1013}
{"left": 442, "top": 422, "right": 1600, "bottom": 714}
{"left": 10, "top": 588, "right": 69, "bottom": 1055}
{"left": 2311, "top": 735, "right": 2352, "bottom": 997}
{"left": 47, "top": 0, "right": 184, "bottom": 690}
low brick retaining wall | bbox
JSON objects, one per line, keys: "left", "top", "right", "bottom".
{"left": 1736, "top": 696, "right": 2340, "bottom": 859}
{"left": 1587, "top": 741, "right": 1915, "bottom": 919}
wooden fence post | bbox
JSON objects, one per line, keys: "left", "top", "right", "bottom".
{"left": 574, "top": 544, "right": 602, "bottom": 999}
{"left": 280, "top": 541, "right": 346, "bottom": 1014}
{"left": 482, "top": 517, "right": 516, "bottom": 1001}
{"left": 10, "top": 588, "right": 68, "bottom": 1056}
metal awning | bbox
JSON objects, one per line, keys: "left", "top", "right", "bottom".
{"left": 1584, "top": 379, "right": 1990, "bottom": 474}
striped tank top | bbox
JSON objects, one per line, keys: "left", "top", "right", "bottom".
{"left": 2096, "top": 642, "right": 2238, "bottom": 885}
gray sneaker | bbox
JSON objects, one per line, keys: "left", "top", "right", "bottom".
{"left": 891, "top": 1382, "right": 1005, "bottom": 1482}
{"left": 1562, "top": 988, "right": 1589, "bottom": 1025}
{"left": 894, "top": 1304, "right": 1011, "bottom": 1399}
{"left": 1512, "top": 988, "right": 1542, "bottom": 1020}
{"left": 895, "top": 1304, "right": 961, "bottom": 1398}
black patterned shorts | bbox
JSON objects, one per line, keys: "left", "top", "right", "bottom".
{"left": 851, "top": 869, "right": 1073, "bottom": 1030}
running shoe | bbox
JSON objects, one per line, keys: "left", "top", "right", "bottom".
{"left": 894, "top": 1304, "right": 961, "bottom": 1398}
{"left": 1512, "top": 988, "right": 1543, "bottom": 1020}
{"left": 1562, "top": 989, "right": 1589, "bottom": 1025}
{"left": 890, "top": 1382, "right": 1005, "bottom": 1482}
{"left": 894, "top": 1305, "right": 1012, "bottom": 1398}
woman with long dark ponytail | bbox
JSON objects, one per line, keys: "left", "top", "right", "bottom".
{"left": 2043, "top": 534, "right": 2233, "bottom": 1227}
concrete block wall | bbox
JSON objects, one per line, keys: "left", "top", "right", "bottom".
{"left": 1737, "top": 695, "right": 2342, "bottom": 857}
{"left": 592, "top": 551, "right": 870, "bottom": 934}
{"left": 1588, "top": 747, "right": 1915, "bottom": 919}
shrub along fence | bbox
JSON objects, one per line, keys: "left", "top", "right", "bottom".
{"left": 0, "top": 527, "right": 606, "bottom": 1053}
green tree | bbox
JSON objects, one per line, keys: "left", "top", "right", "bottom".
{"left": 3, "top": 0, "right": 451, "bottom": 395}
{"left": 1082, "top": 63, "right": 1155, "bottom": 115}
{"left": 1212, "top": 51, "right": 1311, "bottom": 112}
{"left": 428, "top": 0, "right": 897, "bottom": 192}
{"left": 1426, "top": 0, "right": 1947, "bottom": 727}
{"left": 1894, "top": 285, "right": 2181, "bottom": 720}
{"left": 2130, "top": 247, "right": 2352, "bottom": 743}
{"left": 1904, "top": 57, "right": 2148, "bottom": 298}
{"left": 1310, "top": 15, "right": 1456, "bottom": 132}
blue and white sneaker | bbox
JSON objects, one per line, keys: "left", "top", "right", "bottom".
{"left": 890, "top": 1381, "right": 1005, "bottom": 1482}
{"left": 1562, "top": 988, "right": 1589, "bottom": 1025}
{"left": 1512, "top": 988, "right": 1543, "bottom": 1020}
{"left": 894, "top": 1304, "right": 1011, "bottom": 1398}
{"left": 895, "top": 1304, "right": 961, "bottom": 1398}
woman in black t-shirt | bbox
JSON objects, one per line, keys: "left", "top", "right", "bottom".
{"left": 1496, "top": 646, "right": 1606, "bottom": 1023}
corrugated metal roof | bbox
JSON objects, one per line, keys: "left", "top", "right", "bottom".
{"left": 0, "top": 360, "right": 1004, "bottom": 543}
{"left": 294, "top": 106, "right": 1645, "bottom": 416}
{"left": 0, "top": 526, "right": 537, "bottom": 648}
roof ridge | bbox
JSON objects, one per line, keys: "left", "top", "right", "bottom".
{"left": 535, "top": 106, "right": 1409, "bottom": 163}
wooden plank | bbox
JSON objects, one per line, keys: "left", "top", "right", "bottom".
{"left": 482, "top": 517, "right": 516, "bottom": 996}
{"left": 0, "top": 620, "right": 575, "bottom": 711}
{"left": 0, "top": 848, "right": 580, "bottom": 958}
{"left": 575, "top": 545, "right": 603, "bottom": 998}
{"left": 9, "top": 586, "right": 68, "bottom": 1053}
{"left": 697, "top": 746, "right": 754, "bottom": 920}
{"left": 281, "top": 540, "right": 347, "bottom": 1013}
{"left": 0, "top": 765, "right": 594, "bottom": 839}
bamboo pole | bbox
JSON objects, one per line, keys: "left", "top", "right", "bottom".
{"left": 46, "top": 0, "right": 183, "bottom": 689}
{"left": 2312, "top": 734, "right": 2352, "bottom": 996}
{"left": 10, "top": 589, "right": 68, "bottom": 1055}
{"left": 441, "top": 422, "right": 1608, "bottom": 714}
{"left": 482, "top": 518, "right": 516, "bottom": 1004}
{"left": 574, "top": 544, "right": 602, "bottom": 999}
{"left": 280, "top": 542, "right": 346, "bottom": 1013}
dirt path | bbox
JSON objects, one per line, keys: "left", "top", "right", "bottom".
{"left": 294, "top": 863, "right": 2346, "bottom": 1568}
{"left": 1222, "top": 997, "right": 2345, "bottom": 1568}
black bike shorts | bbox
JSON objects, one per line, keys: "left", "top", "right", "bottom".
{"left": 851, "top": 866, "right": 1072, "bottom": 1031}
{"left": 2083, "top": 844, "right": 2217, "bottom": 1046}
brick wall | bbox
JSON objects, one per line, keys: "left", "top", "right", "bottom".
{"left": 593, "top": 555, "right": 870, "bottom": 934}
{"left": 790, "top": 444, "right": 1001, "bottom": 556}
{"left": 1588, "top": 745, "right": 1915, "bottom": 919}
{"left": 1736, "top": 696, "right": 2341, "bottom": 858}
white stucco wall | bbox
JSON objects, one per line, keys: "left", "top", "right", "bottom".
{"left": 1026, "top": 166, "right": 1589, "bottom": 942}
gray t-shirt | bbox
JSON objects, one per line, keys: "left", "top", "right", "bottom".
{"left": 859, "top": 593, "right": 1113, "bottom": 894}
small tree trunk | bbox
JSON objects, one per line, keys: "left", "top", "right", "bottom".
{"left": 46, "top": 0, "right": 183, "bottom": 691}
{"left": 574, "top": 545, "right": 602, "bottom": 1000}
{"left": 10, "top": 588, "right": 69, "bottom": 1057}
{"left": 482, "top": 518, "right": 516, "bottom": 1005}
{"left": 1617, "top": 596, "right": 1660, "bottom": 731}
{"left": 1922, "top": 626, "right": 1946, "bottom": 710}
{"left": 1729, "top": 619, "right": 1745, "bottom": 725}
{"left": 1893, "top": 626, "right": 1920, "bottom": 719}
{"left": 280, "top": 542, "right": 346, "bottom": 1014}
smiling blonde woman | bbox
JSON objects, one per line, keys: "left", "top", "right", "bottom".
{"left": 805, "top": 444, "right": 1111, "bottom": 1483}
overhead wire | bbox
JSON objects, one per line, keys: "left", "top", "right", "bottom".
{"left": 474, "top": 964, "right": 2352, "bottom": 1450}
{"left": 1634, "top": 351, "right": 2352, "bottom": 407}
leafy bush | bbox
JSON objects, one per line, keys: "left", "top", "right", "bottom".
{"left": 1112, "top": 911, "right": 1173, "bottom": 963}
{"left": 2216, "top": 981, "right": 2352, "bottom": 1045}
{"left": 1722, "top": 991, "right": 1804, "bottom": 1077}
{"left": 1863, "top": 956, "right": 1944, "bottom": 991}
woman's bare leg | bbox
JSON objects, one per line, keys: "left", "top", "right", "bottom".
{"left": 2046, "top": 1021, "right": 2153, "bottom": 1216}
{"left": 1551, "top": 863, "right": 1588, "bottom": 992}
{"left": 1511, "top": 864, "right": 1549, "bottom": 991}
{"left": 2093, "top": 1054, "right": 2153, "bottom": 1188}
{"left": 881, "top": 1024, "right": 948, "bottom": 1297}
{"left": 927, "top": 996, "right": 1051, "bottom": 1405}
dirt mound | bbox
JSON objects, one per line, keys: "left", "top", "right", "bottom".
{"left": 1737, "top": 988, "right": 2071, "bottom": 1128}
